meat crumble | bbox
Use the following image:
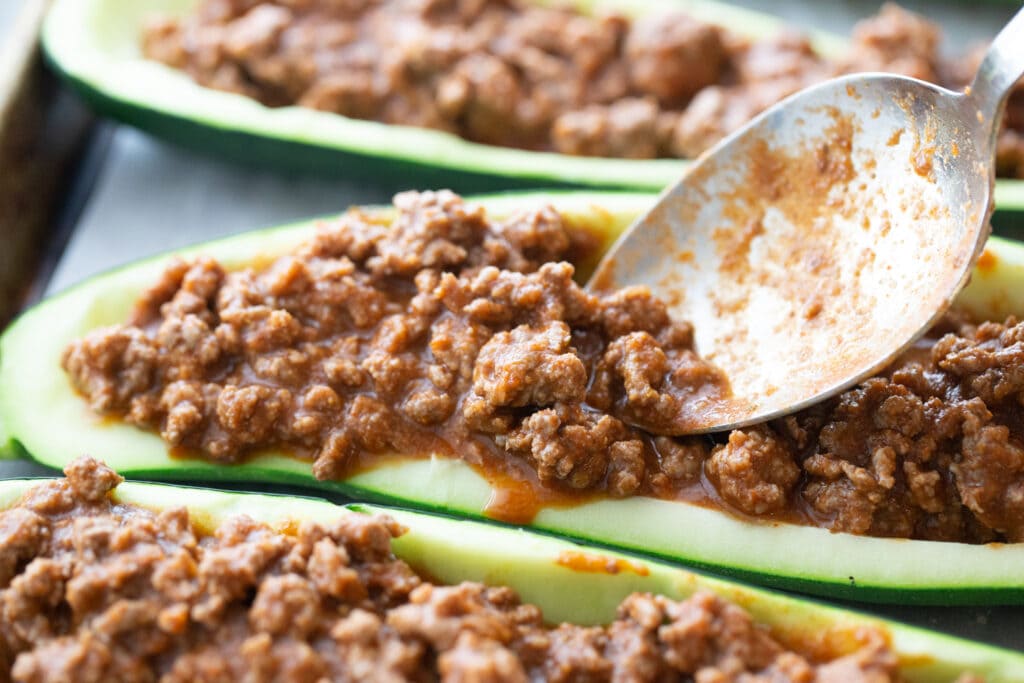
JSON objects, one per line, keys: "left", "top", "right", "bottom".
{"left": 0, "top": 457, "right": 937, "bottom": 682}
{"left": 141, "top": 1, "right": 1024, "bottom": 177}
{"left": 64, "top": 190, "right": 728, "bottom": 505}
{"left": 63, "top": 192, "right": 1024, "bottom": 543}
{"left": 699, "top": 316, "right": 1024, "bottom": 545}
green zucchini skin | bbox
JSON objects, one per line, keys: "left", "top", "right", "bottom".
{"left": 0, "top": 478, "right": 1021, "bottom": 682}
{"left": 4, "top": 192, "right": 1024, "bottom": 605}
{"left": 54, "top": 73, "right": 575, "bottom": 196}
{"left": 40, "top": 0, "right": 1024, "bottom": 221}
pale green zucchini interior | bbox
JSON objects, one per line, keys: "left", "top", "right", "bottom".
{"left": 4, "top": 192, "right": 1024, "bottom": 602}
{"left": 0, "top": 477, "right": 1020, "bottom": 682}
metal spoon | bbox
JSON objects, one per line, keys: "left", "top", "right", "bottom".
{"left": 589, "top": 9, "right": 1024, "bottom": 435}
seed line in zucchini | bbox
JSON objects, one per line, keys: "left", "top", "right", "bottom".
{"left": 2, "top": 459, "right": 1022, "bottom": 681}
{"left": 39, "top": 0, "right": 1024, "bottom": 221}
{"left": 5, "top": 192, "right": 1024, "bottom": 604}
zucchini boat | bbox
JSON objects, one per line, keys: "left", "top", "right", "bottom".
{"left": 4, "top": 192, "right": 1024, "bottom": 605}
{"left": 1, "top": 474, "right": 1022, "bottom": 681}
{"left": 41, "top": 0, "right": 1024, "bottom": 225}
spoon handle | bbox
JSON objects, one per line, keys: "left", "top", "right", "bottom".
{"left": 969, "top": 7, "right": 1024, "bottom": 144}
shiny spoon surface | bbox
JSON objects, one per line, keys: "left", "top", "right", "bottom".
{"left": 589, "top": 9, "right": 1024, "bottom": 434}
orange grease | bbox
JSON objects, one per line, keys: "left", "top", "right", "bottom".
{"left": 772, "top": 623, "right": 895, "bottom": 665}
{"left": 913, "top": 147, "right": 936, "bottom": 180}
{"left": 555, "top": 550, "right": 650, "bottom": 576}
{"left": 976, "top": 249, "right": 998, "bottom": 273}
{"left": 274, "top": 518, "right": 302, "bottom": 536}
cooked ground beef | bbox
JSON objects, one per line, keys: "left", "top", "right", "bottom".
{"left": 703, "top": 314, "right": 1024, "bottom": 544}
{"left": 63, "top": 192, "right": 1024, "bottom": 543}
{"left": 0, "top": 457, "right": 926, "bottom": 681}
{"left": 140, "top": 1, "right": 1024, "bottom": 177}
{"left": 64, "top": 191, "right": 728, "bottom": 506}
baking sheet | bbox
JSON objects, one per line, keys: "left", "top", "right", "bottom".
{"left": 0, "top": 0, "right": 94, "bottom": 324}
{"left": 2, "top": 0, "right": 1023, "bottom": 656}
{"left": 46, "top": 127, "right": 393, "bottom": 294}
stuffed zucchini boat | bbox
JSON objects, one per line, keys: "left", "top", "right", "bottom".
{"left": 39, "top": 0, "right": 818, "bottom": 192}
{"left": 1, "top": 458, "right": 1022, "bottom": 681}
{"left": 4, "top": 192, "right": 1024, "bottom": 605}
{"left": 40, "top": 0, "right": 1024, "bottom": 224}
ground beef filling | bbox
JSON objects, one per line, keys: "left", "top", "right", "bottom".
{"left": 63, "top": 190, "right": 728, "bottom": 506}
{"left": 141, "top": 1, "right": 1024, "bottom": 177}
{"left": 0, "top": 457, "right": 917, "bottom": 682}
{"left": 704, "top": 316, "right": 1024, "bottom": 545}
{"left": 63, "top": 192, "right": 1024, "bottom": 543}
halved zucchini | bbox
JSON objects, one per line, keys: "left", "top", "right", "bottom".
{"left": 40, "top": 0, "right": 1024, "bottom": 226}
{"left": 0, "top": 476, "right": 1021, "bottom": 681}
{"left": 3, "top": 192, "right": 1024, "bottom": 604}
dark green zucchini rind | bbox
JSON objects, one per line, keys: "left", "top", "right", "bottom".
{"left": 53, "top": 75, "right": 586, "bottom": 195}
{"left": 0, "top": 479, "right": 1021, "bottom": 682}
{"left": 4, "top": 193, "right": 1024, "bottom": 605}
{"left": 46, "top": 0, "right": 1024, "bottom": 225}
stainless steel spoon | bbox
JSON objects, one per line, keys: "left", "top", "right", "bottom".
{"left": 589, "top": 9, "right": 1024, "bottom": 435}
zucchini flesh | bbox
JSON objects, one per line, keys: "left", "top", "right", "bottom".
{"left": 3, "top": 192, "right": 1024, "bottom": 604}
{"left": 40, "top": 0, "right": 1024, "bottom": 221}
{"left": 0, "top": 476, "right": 1021, "bottom": 682}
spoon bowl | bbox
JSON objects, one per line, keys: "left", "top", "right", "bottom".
{"left": 588, "top": 10, "right": 1024, "bottom": 434}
